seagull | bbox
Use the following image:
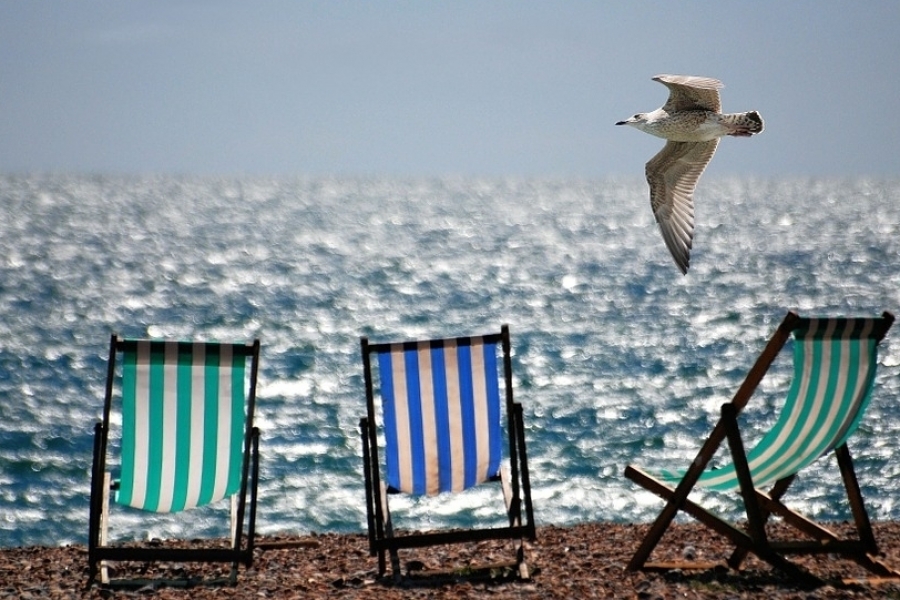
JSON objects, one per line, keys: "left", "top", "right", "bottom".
{"left": 616, "top": 74, "right": 764, "bottom": 274}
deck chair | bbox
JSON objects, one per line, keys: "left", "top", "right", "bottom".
{"left": 359, "top": 324, "right": 536, "bottom": 579}
{"left": 88, "top": 336, "right": 261, "bottom": 586}
{"left": 625, "top": 311, "right": 898, "bottom": 586}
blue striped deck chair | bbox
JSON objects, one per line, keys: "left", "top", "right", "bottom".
{"left": 88, "top": 336, "right": 261, "bottom": 586}
{"left": 625, "top": 311, "right": 899, "bottom": 585}
{"left": 359, "top": 325, "right": 536, "bottom": 579}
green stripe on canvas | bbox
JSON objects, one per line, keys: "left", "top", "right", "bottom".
{"left": 199, "top": 345, "right": 221, "bottom": 507}
{"left": 144, "top": 343, "right": 166, "bottom": 512}
{"left": 118, "top": 347, "right": 138, "bottom": 506}
{"left": 171, "top": 347, "right": 194, "bottom": 512}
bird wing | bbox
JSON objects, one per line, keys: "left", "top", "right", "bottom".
{"left": 653, "top": 74, "right": 723, "bottom": 113}
{"left": 645, "top": 139, "right": 719, "bottom": 274}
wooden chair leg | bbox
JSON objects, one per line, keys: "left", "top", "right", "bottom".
{"left": 627, "top": 312, "right": 797, "bottom": 572}
{"left": 512, "top": 403, "right": 535, "bottom": 536}
{"left": 378, "top": 483, "right": 401, "bottom": 579}
{"left": 229, "top": 494, "right": 239, "bottom": 584}
{"left": 722, "top": 403, "right": 768, "bottom": 547}
{"left": 835, "top": 444, "right": 877, "bottom": 552}
{"left": 625, "top": 465, "right": 822, "bottom": 586}
{"left": 625, "top": 422, "right": 727, "bottom": 570}
{"left": 100, "top": 472, "right": 111, "bottom": 585}
{"left": 728, "top": 475, "right": 795, "bottom": 568}
{"left": 626, "top": 466, "right": 758, "bottom": 546}
{"left": 500, "top": 467, "right": 530, "bottom": 579}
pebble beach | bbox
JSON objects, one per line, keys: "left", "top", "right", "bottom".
{"left": 5, "top": 521, "right": 900, "bottom": 599}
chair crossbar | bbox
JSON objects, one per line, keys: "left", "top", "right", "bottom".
{"left": 92, "top": 546, "right": 252, "bottom": 565}
{"left": 371, "top": 524, "right": 535, "bottom": 552}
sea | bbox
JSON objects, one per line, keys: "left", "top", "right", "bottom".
{"left": 1, "top": 174, "right": 899, "bottom": 549}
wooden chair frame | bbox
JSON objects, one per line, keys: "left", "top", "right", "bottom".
{"left": 87, "top": 335, "right": 261, "bottom": 586}
{"left": 625, "top": 311, "right": 898, "bottom": 586}
{"left": 359, "top": 324, "right": 536, "bottom": 578}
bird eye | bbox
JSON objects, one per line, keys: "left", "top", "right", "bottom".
{"left": 633, "top": 114, "right": 641, "bottom": 119}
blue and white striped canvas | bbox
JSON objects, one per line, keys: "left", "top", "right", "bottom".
{"left": 375, "top": 337, "right": 503, "bottom": 496}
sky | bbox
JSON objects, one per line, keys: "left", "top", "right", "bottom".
{"left": 1, "top": 1, "right": 898, "bottom": 179}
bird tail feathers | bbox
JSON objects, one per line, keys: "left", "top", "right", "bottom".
{"left": 722, "top": 111, "right": 764, "bottom": 136}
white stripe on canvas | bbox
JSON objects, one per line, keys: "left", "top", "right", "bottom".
{"left": 443, "top": 339, "right": 465, "bottom": 492}
{"left": 212, "top": 344, "right": 234, "bottom": 503}
{"left": 796, "top": 321, "right": 853, "bottom": 467}
{"left": 389, "top": 344, "right": 413, "bottom": 493}
{"left": 131, "top": 340, "right": 151, "bottom": 509}
{"left": 185, "top": 343, "right": 206, "bottom": 509}
{"left": 415, "top": 342, "right": 440, "bottom": 495}
{"left": 156, "top": 342, "right": 179, "bottom": 512}
{"left": 469, "top": 338, "right": 491, "bottom": 485}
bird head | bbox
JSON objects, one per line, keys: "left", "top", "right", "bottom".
{"left": 616, "top": 113, "right": 647, "bottom": 127}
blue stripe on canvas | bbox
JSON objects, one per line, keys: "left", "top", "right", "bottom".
{"left": 456, "top": 343, "right": 478, "bottom": 489}
{"left": 377, "top": 351, "right": 400, "bottom": 491}
{"left": 834, "top": 338, "right": 876, "bottom": 448}
{"left": 403, "top": 348, "right": 426, "bottom": 495}
{"left": 482, "top": 341, "right": 502, "bottom": 478}
{"left": 430, "top": 345, "right": 453, "bottom": 493}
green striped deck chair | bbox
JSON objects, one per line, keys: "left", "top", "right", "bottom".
{"left": 625, "top": 311, "right": 899, "bottom": 585}
{"left": 359, "top": 325, "right": 536, "bottom": 579}
{"left": 88, "top": 336, "right": 261, "bottom": 586}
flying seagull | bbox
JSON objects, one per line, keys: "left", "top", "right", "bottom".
{"left": 616, "top": 74, "right": 764, "bottom": 274}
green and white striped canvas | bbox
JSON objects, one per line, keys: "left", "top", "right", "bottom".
{"left": 657, "top": 317, "right": 881, "bottom": 492}
{"left": 115, "top": 341, "right": 247, "bottom": 513}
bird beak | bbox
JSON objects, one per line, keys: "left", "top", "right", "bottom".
{"left": 615, "top": 119, "right": 629, "bottom": 126}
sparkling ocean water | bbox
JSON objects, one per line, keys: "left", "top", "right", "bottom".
{"left": 1, "top": 174, "right": 899, "bottom": 549}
